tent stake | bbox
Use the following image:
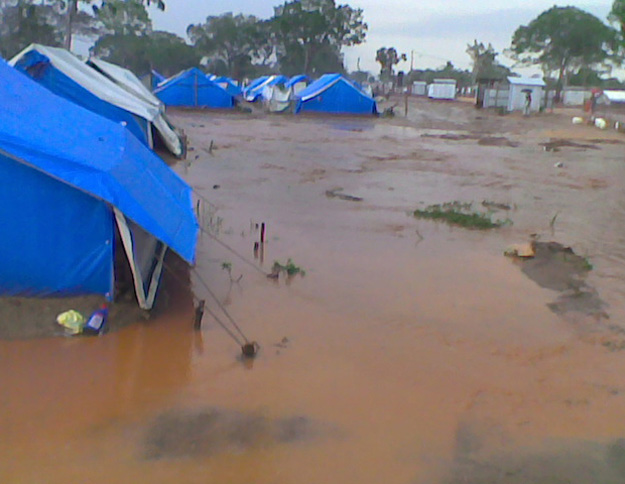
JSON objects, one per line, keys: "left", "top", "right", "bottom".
{"left": 194, "top": 300, "right": 205, "bottom": 330}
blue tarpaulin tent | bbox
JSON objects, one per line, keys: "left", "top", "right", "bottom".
{"left": 153, "top": 68, "right": 235, "bottom": 108}
{"left": 286, "top": 75, "right": 310, "bottom": 88}
{"left": 151, "top": 69, "right": 166, "bottom": 89}
{"left": 244, "top": 75, "right": 288, "bottom": 102}
{"left": 295, "top": 74, "right": 377, "bottom": 115}
{"left": 10, "top": 44, "right": 184, "bottom": 158}
{"left": 0, "top": 59, "right": 198, "bottom": 309}
{"left": 213, "top": 76, "right": 243, "bottom": 97}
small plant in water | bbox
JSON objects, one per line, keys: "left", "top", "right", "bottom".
{"left": 221, "top": 261, "right": 242, "bottom": 283}
{"left": 413, "top": 201, "right": 511, "bottom": 229}
{"left": 272, "top": 259, "right": 306, "bottom": 277}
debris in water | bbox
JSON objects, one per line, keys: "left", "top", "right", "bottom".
{"left": 56, "top": 309, "right": 85, "bottom": 335}
{"left": 325, "top": 188, "right": 363, "bottom": 202}
{"left": 504, "top": 243, "right": 535, "bottom": 258}
{"left": 241, "top": 341, "right": 259, "bottom": 358}
{"left": 481, "top": 200, "right": 513, "bottom": 211}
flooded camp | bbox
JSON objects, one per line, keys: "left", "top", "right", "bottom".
{"left": 2, "top": 2, "right": 625, "bottom": 484}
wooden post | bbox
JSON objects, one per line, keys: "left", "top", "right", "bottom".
{"left": 404, "top": 92, "right": 409, "bottom": 117}
{"left": 260, "top": 223, "right": 266, "bottom": 244}
{"left": 194, "top": 300, "right": 205, "bottom": 330}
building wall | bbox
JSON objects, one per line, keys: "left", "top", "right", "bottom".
{"left": 508, "top": 85, "right": 543, "bottom": 112}
{"left": 562, "top": 89, "right": 591, "bottom": 106}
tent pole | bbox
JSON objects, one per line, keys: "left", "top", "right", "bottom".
{"left": 113, "top": 208, "right": 149, "bottom": 309}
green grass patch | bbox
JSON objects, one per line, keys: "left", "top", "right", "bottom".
{"left": 413, "top": 201, "right": 511, "bottom": 229}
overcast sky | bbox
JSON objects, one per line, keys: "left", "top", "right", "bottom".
{"left": 148, "top": 0, "right": 614, "bottom": 76}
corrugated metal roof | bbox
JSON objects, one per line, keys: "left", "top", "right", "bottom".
{"left": 433, "top": 78, "right": 456, "bottom": 84}
{"left": 507, "top": 76, "right": 546, "bottom": 87}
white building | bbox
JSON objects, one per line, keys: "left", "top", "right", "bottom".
{"left": 411, "top": 81, "right": 427, "bottom": 96}
{"left": 428, "top": 79, "right": 456, "bottom": 100}
{"left": 507, "top": 77, "right": 546, "bottom": 113}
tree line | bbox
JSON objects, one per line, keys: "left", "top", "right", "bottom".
{"left": 1, "top": 0, "right": 624, "bottom": 89}
{"left": 0, "top": 0, "right": 366, "bottom": 78}
{"left": 376, "top": 3, "right": 625, "bottom": 93}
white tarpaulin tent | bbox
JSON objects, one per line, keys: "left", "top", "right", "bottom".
{"left": 10, "top": 44, "right": 183, "bottom": 157}
{"left": 88, "top": 57, "right": 162, "bottom": 108}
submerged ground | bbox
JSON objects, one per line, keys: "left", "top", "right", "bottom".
{"left": 2, "top": 97, "right": 625, "bottom": 483}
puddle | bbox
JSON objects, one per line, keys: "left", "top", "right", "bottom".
{"left": 144, "top": 408, "right": 327, "bottom": 459}
{"left": 510, "top": 241, "right": 607, "bottom": 318}
{"left": 422, "top": 133, "right": 519, "bottom": 147}
{"left": 541, "top": 138, "right": 601, "bottom": 151}
{"left": 446, "top": 432, "right": 625, "bottom": 484}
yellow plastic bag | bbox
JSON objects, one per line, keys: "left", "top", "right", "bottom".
{"left": 56, "top": 310, "right": 85, "bottom": 335}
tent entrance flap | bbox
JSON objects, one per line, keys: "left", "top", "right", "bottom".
{"left": 114, "top": 208, "right": 167, "bottom": 310}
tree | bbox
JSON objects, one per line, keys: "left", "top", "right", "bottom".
{"left": 408, "top": 63, "right": 472, "bottom": 88}
{"left": 272, "top": 0, "right": 367, "bottom": 75}
{"left": 510, "top": 7, "right": 618, "bottom": 95}
{"left": 610, "top": 0, "right": 625, "bottom": 34}
{"left": 188, "top": 13, "right": 270, "bottom": 79}
{"left": 95, "top": 0, "right": 152, "bottom": 36}
{"left": 91, "top": 34, "right": 151, "bottom": 73}
{"left": 147, "top": 31, "right": 200, "bottom": 76}
{"left": 466, "top": 40, "right": 512, "bottom": 82}
{"left": 65, "top": 0, "right": 165, "bottom": 50}
{"left": 375, "top": 47, "right": 406, "bottom": 80}
{"left": 0, "top": 1, "right": 63, "bottom": 58}
{"left": 92, "top": 30, "right": 200, "bottom": 77}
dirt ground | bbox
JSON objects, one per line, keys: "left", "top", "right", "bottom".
{"left": 2, "top": 96, "right": 625, "bottom": 484}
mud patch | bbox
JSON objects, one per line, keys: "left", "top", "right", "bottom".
{"left": 477, "top": 136, "right": 519, "bottom": 148}
{"left": 144, "top": 408, "right": 327, "bottom": 459}
{"left": 540, "top": 138, "right": 601, "bottom": 151}
{"left": 445, "top": 425, "right": 625, "bottom": 484}
{"left": 325, "top": 188, "right": 363, "bottom": 202}
{"left": 509, "top": 241, "right": 606, "bottom": 318}
{"left": 422, "top": 133, "right": 519, "bottom": 147}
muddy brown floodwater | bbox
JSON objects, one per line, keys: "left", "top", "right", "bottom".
{"left": 3, "top": 98, "right": 625, "bottom": 484}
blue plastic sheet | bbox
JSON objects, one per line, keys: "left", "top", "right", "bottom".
{"left": 154, "top": 68, "right": 234, "bottom": 108}
{"left": 0, "top": 59, "right": 198, "bottom": 297}
{"left": 295, "top": 74, "right": 377, "bottom": 115}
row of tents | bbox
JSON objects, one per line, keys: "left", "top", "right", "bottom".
{"left": 150, "top": 68, "right": 378, "bottom": 116}
{"left": 2, "top": 44, "right": 198, "bottom": 311}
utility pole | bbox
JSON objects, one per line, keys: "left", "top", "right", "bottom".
{"left": 64, "top": 0, "right": 77, "bottom": 51}
{"left": 410, "top": 50, "right": 414, "bottom": 72}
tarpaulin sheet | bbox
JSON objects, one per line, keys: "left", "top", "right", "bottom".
{"left": 0, "top": 153, "right": 114, "bottom": 297}
{"left": 295, "top": 74, "right": 377, "bottom": 115}
{"left": 10, "top": 44, "right": 183, "bottom": 157}
{"left": 154, "top": 68, "right": 234, "bottom": 108}
{"left": 0, "top": 58, "right": 197, "bottom": 298}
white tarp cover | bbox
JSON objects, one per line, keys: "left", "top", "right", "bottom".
{"left": 88, "top": 57, "right": 161, "bottom": 108}
{"left": 263, "top": 84, "right": 292, "bottom": 112}
{"left": 10, "top": 44, "right": 183, "bottom": 157}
